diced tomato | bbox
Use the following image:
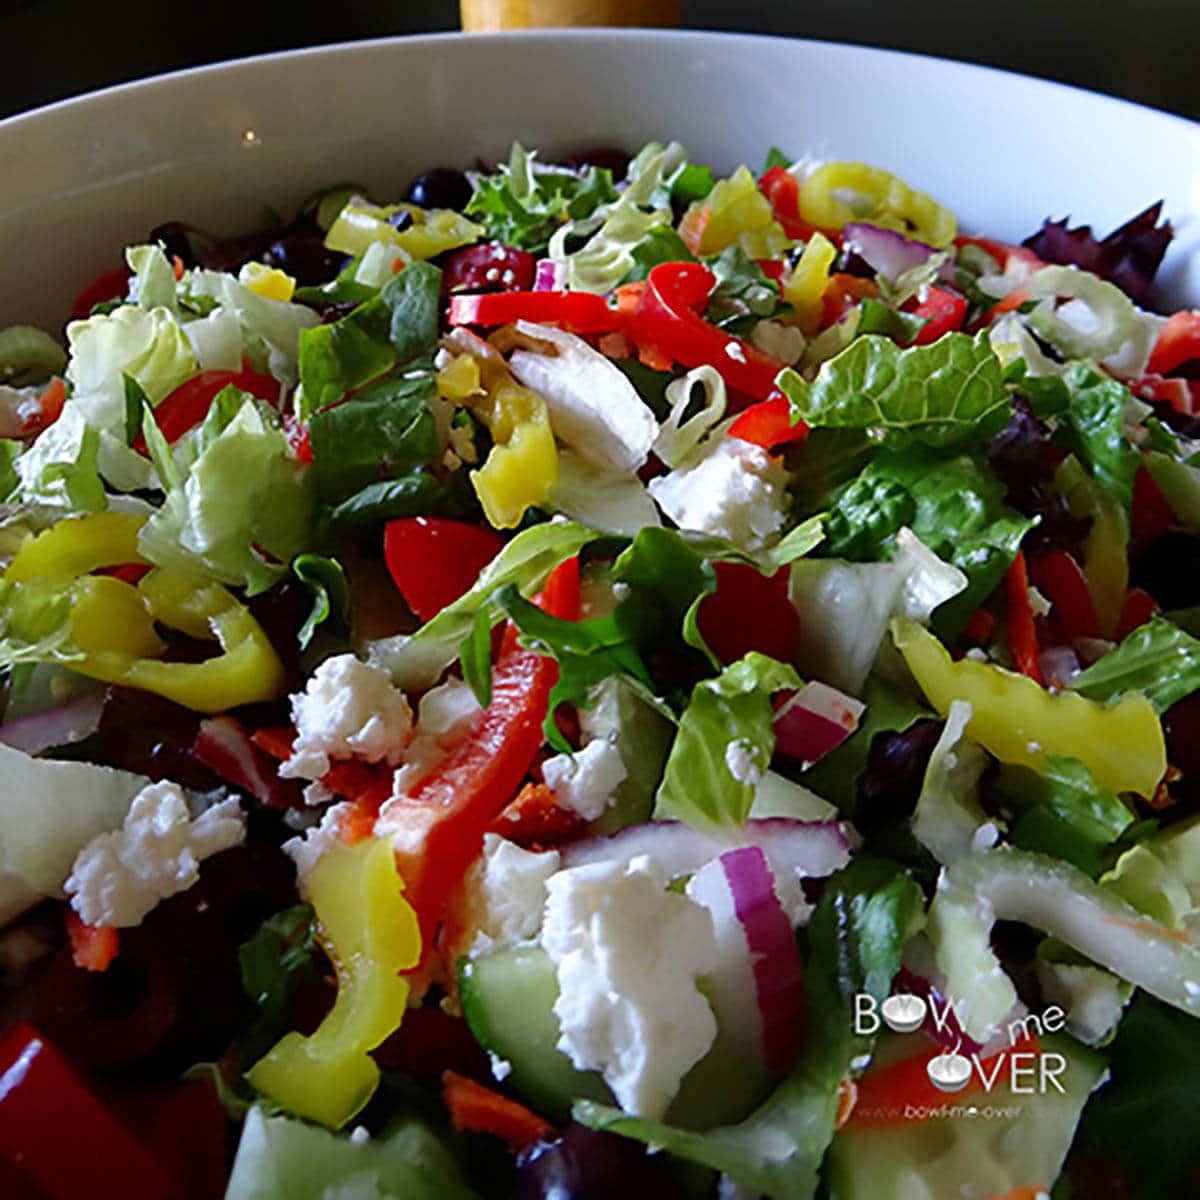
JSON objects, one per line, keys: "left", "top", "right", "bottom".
{"left": 383, "top": 517, "right": 505, "bottom": 622}
{"left": 1117, "top": 588, "right": 1159, "bottom": 640}
{"left": 131, "top": 368, "right": 282, "bottom": 453}
{"left": 441, "top": 242, "right": 536, "bottom": 294}
{"left": 696, "top": 562, "right": 802, "bottom": 666}
{"left": 907, "top": 286, "right": 968, "bottom": 345}
{"left": 1147, "top": 310, "right": 1200, "bottom": 377}
{"left": 726, "top": 395, "right": 808, "bottom": 450}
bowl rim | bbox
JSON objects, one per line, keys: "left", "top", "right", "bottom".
{"left": 1, "top": 26, "right": 1197, "bottom": 138}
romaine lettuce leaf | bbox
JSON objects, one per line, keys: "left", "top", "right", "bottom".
{"left": 292, "top": 554, "right": 350, "bottom": 650}
{"left": 1070, "top": 615, "right": 1200, "bottom": 712}
{"left": 778, "top": 331, "right": 1010, "bottom": 451}
{"left": 138, "top": 392, "right": 314, "bottom": 594}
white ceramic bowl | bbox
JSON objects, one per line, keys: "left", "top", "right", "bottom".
{"left": 2, "top": 30, "right": 1199, "bottom": 331}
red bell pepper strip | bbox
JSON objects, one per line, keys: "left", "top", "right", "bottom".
{"left": 1004, "top": 550, "right": 1043, "bottom": 684}
{"left": 628, "top": 262, "right": 787, "bottom": 405}
{"left": 487, "top": 781, "right": 587, "bottom": 847}
{"left": 726, "top": 395, "right": 808, "bottom": 450}
{"left": 1117, "top": 588, "right": 1159, "bottom": 641}
{"left": 387, "top": 557, "right": 580, "bottom": 946}
{"left": 442, "top": 1069, "right": 554, "bottom": 1151}
{"left": 0, "top": 1022, "right": 174, "bottom": 1200}
{"left": 1147, "top": 310, "right": 1200, "bottom": 377}
{"left": 65, "top": 909, "right": 119, "bottom": 973}
{"left": 131, "top": 368, "right": 282, "bottom": 453}
{"left": 383, "top": 517, "right": 505, "bottom": 622}
{"left": 907, "top": 286, "right": 968, "bottom": 345}
{"left": 695, "top": 562, "right": 802, "bottom": 666}
{"left": 70, "top": 266, "right": 132, "bottom": 319}
{"left": 1132, "top": 462, "right": 1176, "bottom": 551}
{"left": 1028, "top": 550, "right": 1101, "bottom": 642}
{"left": 963, "top": 607, "right": 997, "bottom": 646}
{"left": 447, "top": 290, "right": 625, "bottom": 334}
{"left": 758, "top": 166, "right": 819, "bottom": 241}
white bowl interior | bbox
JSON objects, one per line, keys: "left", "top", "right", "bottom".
{"left": 2, "top": 30, "right": 1198, "bottom": 331}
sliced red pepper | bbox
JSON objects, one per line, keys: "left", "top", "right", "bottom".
{"left": 386, "top": 558, "right": 579, "bottom": 947}
{"left": 627, "top": 262, "right": 786, "bottom": 406}
{"left": 696, "top": 562, "right": 802, "bottom": 666}
{"left": 963, "top": 607, "right": 997, "bottom": 646}
{"left": 1132, "top": 462, "right": 1176, "bottom": 552}
{"left": 758, "top": 166, "right": 818, "bottom": 241}
{"left": 447, "top": 290, "right": 625, "bottom": 334}
{"left": 0, "top": 1022, "right": 173, "bottom": 1200}
{"left": 1133, "top": 372, "right": 1194, "bottom": 414}
{"left": 384, "top": 517, "right": 506, "bottom": 623}
{"left": 1005, "top": 550, "right": 1043, "bottom": 684}
{"left": 131, "top": 368, "right": 282, "bottom": 453}
{"left": 821, "top": 273, "right": 878, "bottom": 329}
{"left": 1028, "top": 549, "right": 1101, "bottom": 642}
{"left": 70, "top": 266, "right": 132, "bottom": 320}
{"left": 1147, "top": 310, "right": 1200, "bottom": 377}
{"left": 1117, "top": 588, "right": 1159, "bottom": 641}
{"left": 248, "top": 724, "right": 385, "bottom": 804}
{"left": 488, "top": 781, "right": 587, "bottom": 847}
{"left": 907, "top": 286, "right": 968, "bottom": 345}
{"left": 727, "top": 395, "right": 808, "bottom": 450}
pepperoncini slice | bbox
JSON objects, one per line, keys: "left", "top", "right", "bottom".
{"left": 325, "top": 202, "right": 483, "bottom": 261}
{"left": 783, "top": 231, "right": 838, "bottom": 334}
{"left": 6, "top": 511, "right": 147, "bottom": 583}
{"left": 240, "top": 262, "right": 297, "bottom": 303}
{"left": 799, "top": 161, "right": 956, "bottom": 248}
{"left": 246, "top": 837, "right": 420, "bottom": 1129}
{"left": 436, "top": 353, "right": 485, "bottom": 402}
{"left": 680, "top": 165, "right": 791, "bottom": 258}
{"left": 69, "top": 576, "right": 165, "bottom": 660}
{"left": 892, "top": 616, "right": 1165, "bottom": 797}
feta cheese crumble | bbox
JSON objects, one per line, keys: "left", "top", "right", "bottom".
{"left": 280, "top": 654, "right": 413, "bottom": 783}
{"left": 391, "top": 677, "right": 482, "bottom": 797}
{"left": 64, "top": 782, "right": 245, "bottom": 927}
{"left": 466, "top": 833, "right": 561, "bottom": 951}
{"left": 282, "top": 801, "right": 353, "bottom": 894}
{"left": 648, "top": 438, "right": 789, "bottom": 551}
{"left": 542, "top": 738, "right": 627, "bottom": 821}
{"left": 541, "top": 855, "right": 719, "bottom": 1119}
{"left": 723, "top": 739, "right": 763, "bottom": 787}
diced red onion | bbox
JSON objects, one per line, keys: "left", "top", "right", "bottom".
{"left": 774, "top": 681, "right": 864, "bottom": 766}
{"left": 0, "top": 690, "right": 105, "bottom": 755}
{"left": 842, "top": 222, "right": 939, "bottom": 285}
{"left": 193, "top": 716, "right": 305, "bottom": 809}
{"left": 561, "top": 818, "right": 850, "bottom": 882}
{"left": 1039, "top": 644, "right": 1082, "bottom": 689}
{"left": 533, "top": 258, "right": 567, "bottom": 292}
{"left": 1074, "top": 637, "right": 1116, "bottom": 666}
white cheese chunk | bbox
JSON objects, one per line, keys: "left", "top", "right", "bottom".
{"left": 541, "top": 738, "right": 627, "bottom": 821}
{"left": 541, "top": 855, "right": 719, "bottom": 1118}
{"left": 65, "top": 782, "right": 245, "bottom": 927}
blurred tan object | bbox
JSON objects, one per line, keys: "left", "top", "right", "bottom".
{"left": 461, "top": 0, "right": 680, "bottom": 31}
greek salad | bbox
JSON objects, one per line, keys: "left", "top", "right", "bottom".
{"left": 1, "top": 139, "right": 1199, "bottom": 1200}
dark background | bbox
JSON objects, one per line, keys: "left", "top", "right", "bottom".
{"left": 0, "top": 0, "right": 1197, "bottom": 123}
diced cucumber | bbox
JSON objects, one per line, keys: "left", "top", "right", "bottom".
{"left": 826, "top": 1033, "right": 1107, "bottom": 1200}
{"left": 459, "top": 945, "right": 776, "bottom": 1128}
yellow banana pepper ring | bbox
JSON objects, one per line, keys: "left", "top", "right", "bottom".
{"left": 4, "top": 512, "right": 286, "bottom": 713}
{"left": 892, "top": 616, "right": 1165, "bottom": 797}
{"left": 246, "top": 837, "right": 421, "bottom": 1129}
{"left": 799, "top": 161, "right": 957, "bottom": 249}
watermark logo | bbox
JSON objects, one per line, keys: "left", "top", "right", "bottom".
{"left": 854, "top": 991, "right": 1069, "bottom": 1098}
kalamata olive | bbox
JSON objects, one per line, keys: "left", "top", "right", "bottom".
{"left": 261, "top": 234, "right": 343, "bottom": 286}
{"left": 856, "top": 718, "right": 944, "bottom": 835}
{"left": 404, "top": 167, "right": 473, "bottom": 212}
{"left": 1131, "top": 529, "right": 1200, "bottom": 609}
{"left": 559, "top": 146, "right": 630, "bottom": 180}
{"left": 385, "top": 209, "right": 414, "bottom": 232}
{"left": 440, "top": 242, "right": 536, "bottom": 294}
{"left": 147, "top": 221, "right": 199, "bottom": 267}
{"left": 513, "top": 1124, "right": 688, "bottom": 1200}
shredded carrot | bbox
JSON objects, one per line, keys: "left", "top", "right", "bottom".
{"left": 37, "top": 376, "right": 67, "bottom": 424}
{"left": 336, "top": 777, "right": 392, "bottom": 846}
{"left": 1004, "top": 550, "right": 1043, "bottom": 684}
{"left": 66, "top": 909, "right": 119, "bottom": 973}
{"left": 636, "top": 342, "right": 674, "bottom": 372}
{"left": 834, "top": 1075, "right": 858, "bottom": 1130}
{"left": 441, "top": 1069, "right": 553, "bottom": 1150}
{"left": 597, "top": 330, "right": 632, "bottom": 359}
{"left": 487, "top": 782, "right": 586, "bottom": 847}
{"left": 171, "top": 255, "right": 185, "bottom": 281}
{"left": 251, "top": 725, "right": 294, "bottom": 760}
{"left": 963, "top": 607, "right": 997, "bottom": 646}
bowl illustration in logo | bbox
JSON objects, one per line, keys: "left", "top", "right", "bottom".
{"left": 926, "top": 1050, "right": 973, "bottom": 1093}
{"left": 881, "top": 993, "right": 927, "bottom": 1034}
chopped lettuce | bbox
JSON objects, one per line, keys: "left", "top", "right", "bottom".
{"left": 1102, "top": 815, "right": 1200, "bottom": 933}
{"left": 0, "top": 576, "right": 83, "bottom": 671}
{"left": 652, "top": 365, "right": 728, "bottom": 470}
{"left": 654, "top": 652, "right": 801, "bottom": 834}
{"left": 548, "top": 451, "right": 661, "bottom": 536}
{"left": 137, "top": 392, "right": 314, "bottom": 594}
{"left": 1070, "top": 615, "right": 1200, "bottom": 712}
{"left": 777, "top": 331, "right": 1010, "bottom": 451}
{"left": 11, "top": 402, "right": 107, "bottom": 511}
{"left": 126, "top": 243, "right": 180, "bottom": 313}
{"left": 292, "top": 554, "right": 351, "bottom": 650}
{"left": 225, "top": 1106, "right": 478, "bottom": 1200}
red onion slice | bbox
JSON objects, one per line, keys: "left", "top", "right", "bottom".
{"left": 0, "top": 690, "right": 105, "bottom": 755}
{"left": 688, "top": 846, "right": 806, "bottom": 1073}
{"left": 193, "top": 716, "right": 304, "bottom": 809}
{"left": 774, "top": 681, "right": 864, "bottom": 765}
{"left": 842, "top": 222, "right": 939, "bottom": 285}
{"left": 533, "top": 258, "right": 567, "bottom": 292}
{"left": 561, "top": 818, "right": 850, "bottom": 883}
